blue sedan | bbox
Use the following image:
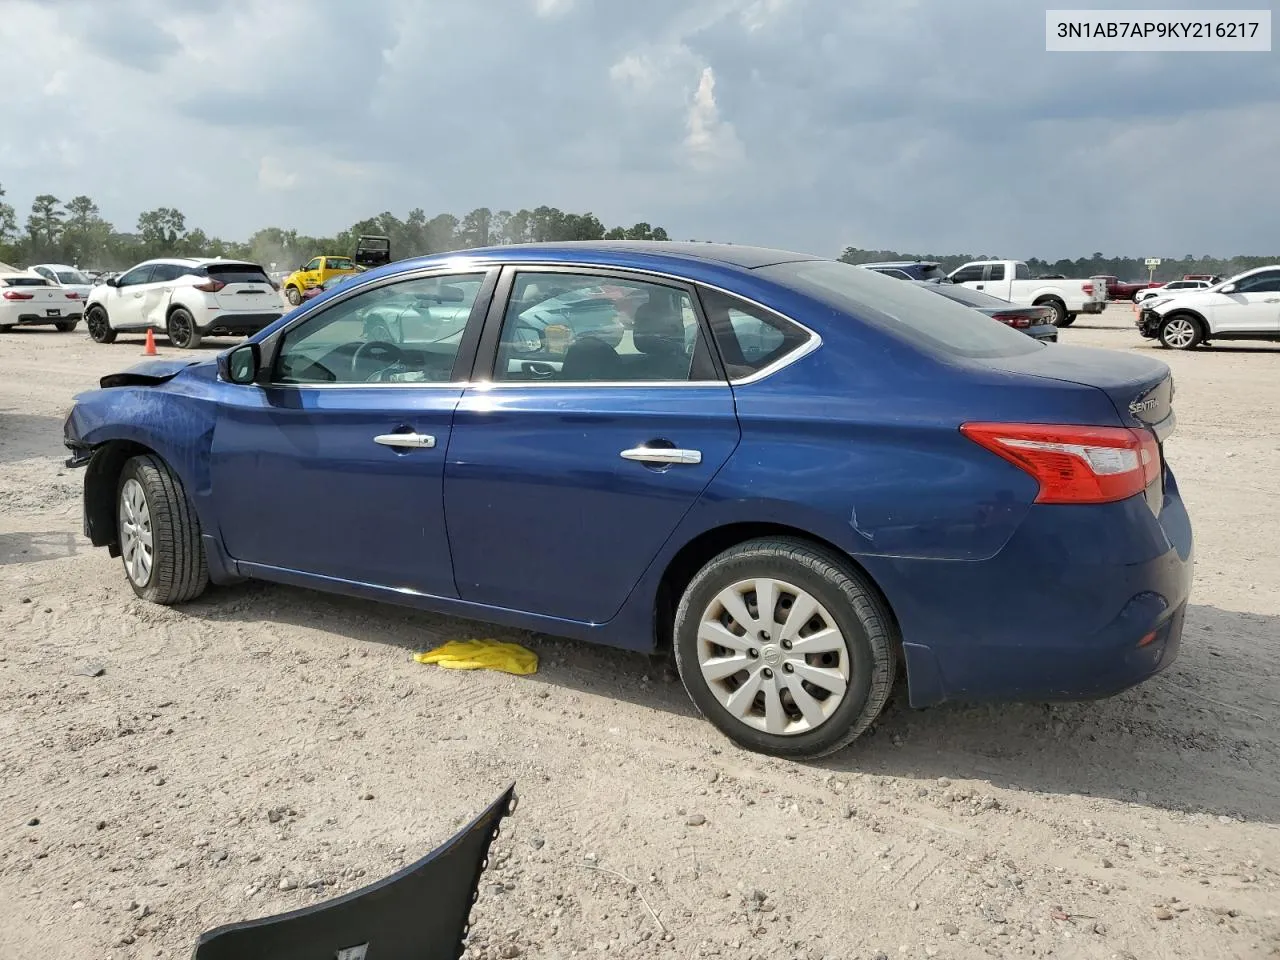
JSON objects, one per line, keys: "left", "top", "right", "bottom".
{"left": 63, "top": 242, "right": 1193, "bottom": 758}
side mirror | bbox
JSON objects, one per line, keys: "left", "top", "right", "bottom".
{"left": 218, "top": 342, "right": 260, "bottom": 384}
{"left": 105, "top": 277, "right": 119, "bottom": 288}
{"left": 1220, "top": 283, "right": 1236, "bottom": 294}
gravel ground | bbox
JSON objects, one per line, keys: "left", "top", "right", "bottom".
{"left": 1, "top": 304, "right": 1278, "bottom": 960}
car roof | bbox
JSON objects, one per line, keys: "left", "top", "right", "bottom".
{"left": 419, "top": 240, "right": 820, "bottom": 272}
{"left": 30, "top": 263, "right": 81, "bottom": 271}
{"left": 859, "top": 260, "right": 941, "bottom": 269}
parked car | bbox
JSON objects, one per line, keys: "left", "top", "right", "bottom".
{"left": 1183, "top": 274, "right": 1224, "bottom": 284}
{"left": 1091, "top": 275, "right": 1159, "bottom": 301}
{"left": 911, "top": 281, "right": 1057, "bottom": 343}
{"left": 1137, "top": 265, "right": 1280, "bottom": 349}
{"left": 354, "top": 235, "right": 392, "bottom": 269}
{"left": 282, "top": 255, "right": 360, "bottom": 305}
{"left": 84, "top": 257, "right": 283, "bottom": 349}
{"left": 28, "top": 263, "right": 94, "bottom": 302}
{"left": 857, "top": 261, "right": 949, "bottom": 282}
{"left": 63, "top": 242, "right": 1191, "bottom": 758}
{"left": 947, "top": 260, "right": 1106, "bottom": 327}
{"left": 1134, "top": 279, "right": 1212, "bottom": 303}
{"left": 0, "top": 268, "right": 83, "bottom": 332}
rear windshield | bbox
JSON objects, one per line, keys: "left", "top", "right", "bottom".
{"left": 358, "top": 238, "right": 390, "bottom": 250}
{"left": 56, "top": 269, "right": 90, "bottom": 284}
{"left": 759, "top": 260, "right": 1040, "bottom": 359}
{"left": 2, "top": 276, "right": 50, "bottom": 287}
{"left": 204, "top": 263, "right": 272, "bottom": 284}
{"left": 923, "top": 282, "right": 1011, "bottom": 308}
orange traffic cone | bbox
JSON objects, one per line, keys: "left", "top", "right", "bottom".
{"left": 143, "top": 329, "right": 157, "bottom": 356}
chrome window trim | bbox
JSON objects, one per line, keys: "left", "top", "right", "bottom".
{"left": 264, "top": 260, "right": 820, "bottom": 390}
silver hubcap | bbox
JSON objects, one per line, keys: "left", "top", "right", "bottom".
{"left": 119, "top": 478, "right": 154, "bottom": 586}
{"left": 1164, "top": 318, "right": 1195, "bottom": 348}
{"left": 697, "top": 578, "right": 851, "bottom": 736}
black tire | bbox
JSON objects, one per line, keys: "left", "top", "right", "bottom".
{"left": 54, "top": 321, "right": 78, "bottom": 333}
{"left": 0, "top": 324, "right": 13, "bottom": 333}
{"left": 1038, "top": 298, "right": 1068, "bottom": 327}
{"left": 1158, "top": 313, "right": 1204, "bottom": 350}
{"left": 166, "top": 307, "right": 202, "bottom": 349}
{"left": 285, "top": 286, "right": 302, "bottom": 305}
{"left": 1058, "top": 313, "right": 1077, "bottom": 328}
{"left": 85, "top": 305, "right": 116, "bottom": 343}
{"left": 116, "top": 454, "right": 209, "bottom": 604}
{"left": 673, "top": 537, "right": 897, "bottom": 758}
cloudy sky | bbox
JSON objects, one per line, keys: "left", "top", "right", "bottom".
{"left": 1, "top": 0, "right": 1276, "bottom": 259}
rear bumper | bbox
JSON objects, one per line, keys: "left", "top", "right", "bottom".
{"left": 8, "top": 310, "right": 81, "bottom": 325}
{"left": 1027, "top": 323, "right": 1058, "bottom": 343}
{"left": 876, "top": 469, "right": 1194, "bottom": 707}
{"left": 195, "top": 312, "right": 282, "bottom": 336}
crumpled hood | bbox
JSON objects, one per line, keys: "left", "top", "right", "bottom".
{"left": 99, "top": 357, "right": 211, "bottom": 388}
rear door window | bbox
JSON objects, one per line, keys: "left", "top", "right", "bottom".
{"left": 986, "top": 263, "right": 1007, "bottom": 281}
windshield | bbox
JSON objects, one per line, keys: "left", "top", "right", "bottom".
{"left": 920, "top": 282, "right": 1012, "bottom": 308}
{"left": 56, "top": 269, "right": 90, "bottom": 284}
{"left": 760, "top": 260, "right": 1040, "bottom": 359}
{"left": 917, "top": 263, "right": 947, "bottom": 282}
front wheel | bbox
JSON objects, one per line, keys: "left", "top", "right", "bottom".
{"left": 285, "top": 286, "right": 302, "bottom": 305}
{"left": 85, "top": 305, "right": 117, "bottom": 343}
{"left": 166, "top": 307, "right": 202, "bottom": 349}
{"left": 673, "top": 537, "right": 897, "bottom": 758}
{"left": 1159, "top": 314, "right": 1203, "bottom": 350}
{"left": 117, "top": 455, "right": 209, "bottom": 604}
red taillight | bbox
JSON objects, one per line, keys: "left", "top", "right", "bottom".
{"left": 990, "top": 312, "right": 1031, "bottom": 328}
{"left": 1082, "top": 283, "right": 1094, "bottom": 295}
{"left": 2, "top": 290, "right": 34, "bottom": 300}
{"left": 65, "top": 291, "right": 81, "bottom": 299}
{"left": 194, "top": 279, "right": 226, "bottom": 292}
{"left": 961, "top": 422, "right": 1159, "bottom": 504}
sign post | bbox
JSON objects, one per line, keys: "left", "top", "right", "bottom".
{"left": 1144, "top": 257, "right": 1162, "bottom": 283}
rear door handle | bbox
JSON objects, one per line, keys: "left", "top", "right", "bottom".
{"left": 620, "top": 447, "right": 701, "bottom": 465}
{"left": 1266, "top": 298, "right": 1280, "bottom": 303}
{"left": 374, "top": 433, "right": 436, "bottom": 449}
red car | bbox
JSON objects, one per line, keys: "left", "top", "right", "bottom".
{"left": 1091, "top": 276, "right": 1160, "bottom": 301}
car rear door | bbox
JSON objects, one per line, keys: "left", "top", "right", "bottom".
{"left": 978, "top": 262, "right": 1013, "bottom": 299}
{"left": 442, "top": 267, "right": 741, "bottom": 623}
{"left": 209, "top": 268, "right": 498, "bottom": 596}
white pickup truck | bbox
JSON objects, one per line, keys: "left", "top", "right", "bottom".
{"left": 945, "top": 260, "right": 1106, "bottom": 328}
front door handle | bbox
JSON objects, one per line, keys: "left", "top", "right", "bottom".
{"left": 374, "top": 433, "right": 436, "bottom": 449}
{"left": 1265, "top": 298, "right": 1280, "bottom": 303}
{"left": 620, "top": 446, "right": 701, "bottom": 465}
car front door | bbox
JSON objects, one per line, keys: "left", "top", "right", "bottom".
{"left": 105, "top": 264, "right": 156, "bottom": 328}
{"left": 140, "top": 263, "right": 185, "bottom": 327}
{"left": 208, "top": 268, "right": 497, "bottom": 595}
{"left": 1209, "top": 270, "right": 1280, "bottom": 334}
{"left": 299, "top": 257, "right": 322, "bottom": 291}
{"left": 442, "top": 268, "right": 741, "bottom": 624}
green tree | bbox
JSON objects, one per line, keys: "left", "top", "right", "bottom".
{"left": 136, "top": 206, "right": 187, "bottom": 255}
{"left": 0, "top": 183, "right": 17, "bottom": 250}
{"left": 25, "top": 194, "right": 65, "bottom": 260}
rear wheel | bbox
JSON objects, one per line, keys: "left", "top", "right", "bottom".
{"left": 117, "top": 455, "right": 209, "bottom": 604}
{"left": 673, "top": 537, "right": 897, "bottom": 758}
{"left": 1039, "top": 298, "right": 1068, "bottom": 327}
{"left": 166, "top": 307, "right": 202, "bottom": 349}
{"left": 1159, "top": 314, "right": 1203, "bottom": 350}
{"left": 0, "top": 324, "right": 13, "bottom": 333}
{"left": 54, "top": 321, "right": 78, "bottom": 333}
{"left": 1058, "top": 313, "right": 1077, "bottom": 328}
{"left": 85, "top": 305, "right": 117, "bottom": 343}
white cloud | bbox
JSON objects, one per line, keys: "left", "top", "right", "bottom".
{"left": 533, "top": 0, "right": 573, "bottom": 17}
{"left": 257, "top": 157, "right": 298, "bottom": 192}
{"left": 684, "top": 66, "right": 744, "bottom": 172}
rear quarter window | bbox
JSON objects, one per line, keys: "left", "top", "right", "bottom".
{"left": 758, "top": 260, "right": 1041, "bottom": 360}
{"left": 698, "top": 287, "right": 812, "bottom": 379}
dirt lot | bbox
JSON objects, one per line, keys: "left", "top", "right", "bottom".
{"left": 1, "top": 305, "right": 1277, "bottom": 960}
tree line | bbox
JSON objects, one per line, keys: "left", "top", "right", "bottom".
{"left": 0, "top": 184, "right": 670, "bottom": 272}
{"left": 2, "top": 184, "right": 1273, "bottom": 282}
{"left": 837, "top": 247, "right": 1278, "bottom": 284}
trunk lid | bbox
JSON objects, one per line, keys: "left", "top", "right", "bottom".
{"left": 3, "top": 277, "right": 69, "bottom": 314}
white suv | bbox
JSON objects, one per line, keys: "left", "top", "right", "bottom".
{"left": 1137, "top": 265, "right": 1280, "bottom": 350}
{"left": 84, "top": 257, "right": 284, "bottom": 349}
{"left": 1134, "top": 279, "right": 1211, "bottom": 303}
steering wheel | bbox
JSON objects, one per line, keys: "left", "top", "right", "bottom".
{"left": 351, "top": 340, "right": 403, "bottom": 380}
